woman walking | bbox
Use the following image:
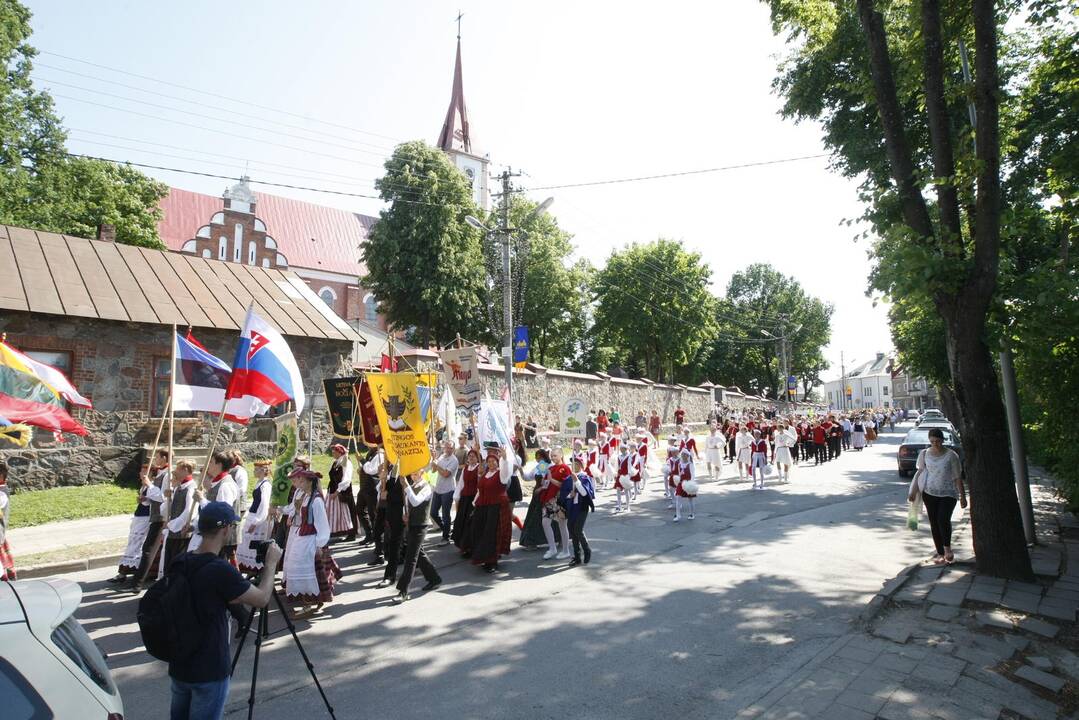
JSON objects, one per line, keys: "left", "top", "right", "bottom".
{"left": 452, "top": 449, "right": 481, "bottom": 556}
{"left": 470, "top": 448, "right": 512, "bottom": 573}
{"left": 519, "top": 448, "right": 552, "bottom": 548}
{"left": 282, "top": 469, "right": 341, "bottom": 617}
{"left": 851, "top": 417, "right": 867, "bottom": 450}
{"left": 908, "top": 428, "right": 967, "bottom": 564}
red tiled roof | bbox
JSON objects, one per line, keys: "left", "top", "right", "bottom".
{"left": 158, "top": 186, "right": 378, "bottom": 277}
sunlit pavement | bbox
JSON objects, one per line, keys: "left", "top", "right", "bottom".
{"left": 67, "top": 424, "right": 932, "bottom": 719}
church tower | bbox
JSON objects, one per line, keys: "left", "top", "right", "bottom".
{"left": 437, "top": 32, "right": 489, "bottom": 211}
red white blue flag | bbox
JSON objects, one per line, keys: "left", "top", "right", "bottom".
{"left": 173, "top": 332, "right": 252, "bottom": 421}
{"left": 225, "top": 307, "right": 305, "bottom": 420}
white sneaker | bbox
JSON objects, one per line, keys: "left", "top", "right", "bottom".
{"left": 688, "top": 514, "right": 695, "bottom": 520}
{"left": 673, "top": 515, "right": 682, "bottom": 522}
{"left": 556, "top": 549, "right": 571, "bottom": 559}
{"left": 543, "top": 549, "right": 557, "bottom": 560}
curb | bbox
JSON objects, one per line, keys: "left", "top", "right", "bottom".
{"left": 19, "top": 553, "right": 122, "bottom": 580}
{"left": 856, "top": 560, "right": 921, "bottom": 628}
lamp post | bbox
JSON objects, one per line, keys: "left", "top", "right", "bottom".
{"left": 466, "top": 193, "right": 553, "bottom": 420}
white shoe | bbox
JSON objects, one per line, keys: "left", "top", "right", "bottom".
{"left": 543, "top": 549, "right": 557, "bottom": 560}
{"left": 556, "top": 549, "right": 571, "bottom": 559}
{"left": 673, "top": 515, "right": 682, "bottom": 522}
{"left": 688, "top": 514, "right": 695, "bottom": 520}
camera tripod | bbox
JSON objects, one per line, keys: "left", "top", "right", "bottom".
{"left": 230, "top": 570, "right": 336, "bottom": 720}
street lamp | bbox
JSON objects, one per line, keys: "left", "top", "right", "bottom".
{"left": 464, "top": 196, "right": 554, "bottom": 417}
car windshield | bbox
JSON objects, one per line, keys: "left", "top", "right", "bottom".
{"left": 50, "top": 615, "right": 117, "bottom": 696}
{"left": 904, "top": 429, "right": 959, "bottom": 445}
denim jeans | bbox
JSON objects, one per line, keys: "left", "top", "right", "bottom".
{"left": 430, "top": 490, "right": 454, "bottom": 538}
{"left": 170, "top": 677, "right": 230, "bottom": 720}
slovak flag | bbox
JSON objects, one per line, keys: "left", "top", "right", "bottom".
{"left": 225, "top": 307, "right": 305, "bottom": 420}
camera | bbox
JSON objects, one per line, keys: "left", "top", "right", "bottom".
{"left": 249, "top": 540, "right": 272, "bottom": 564}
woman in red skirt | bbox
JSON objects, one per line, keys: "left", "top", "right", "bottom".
{"left": 469, "top": 448, "right": 512, "bottom": 574}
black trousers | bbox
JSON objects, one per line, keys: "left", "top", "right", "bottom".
{"left": 372, "top": 504, "right": 387, "bottom": 559}
{"left": 569, "top": 508, "right": 591, "bottom": 561}
{"left": 727, "top": 437, "right": 737, "bottom": 461}
{"left": 815, "top": 442, "right": 828, "bottom": 464}
{"left": 382, "top": 505, "right": 405, "bottom": 581}
{"left": 162, "top": 535, "right": 190, "bottom": 571}
{"left": 396, "top": 525, "right": 440, "bottom": 593}
{"left": 133, "top": 520, "right": 165, "bottom": 583}
{"left": 922, "top": 493, "right": 958, "bottom": 555}
{"left": 356, "top": 478, "right": 378, "bottom": 540}
{"left": 828, "top": 437, "right": 840, "bottom": 460}
{"left": 798, "top": 440, "right": 810, "bottom": 462}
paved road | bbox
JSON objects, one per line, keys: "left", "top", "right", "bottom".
{"left": 66, "top": 423, "right": 932, "bottom": 719}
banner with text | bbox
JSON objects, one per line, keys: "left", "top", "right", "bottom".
{"left": 438, "top": 347, "right": 482, "bottom": 413}
{"left": 366, "top": 372, "right": 430, "bottom": 475}
{"left": 560, "top": 397, "right": 588, "bottom": 437}
{"left": 323, "top": 377, "right": 359, "bottom": 440}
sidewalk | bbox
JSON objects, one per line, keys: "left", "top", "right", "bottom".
{"left": 738, "top": 476, "right": 1077, "bottom": 720}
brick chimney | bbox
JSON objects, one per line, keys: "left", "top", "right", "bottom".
{"left": 97, "top": 224, "right": 116, "bottom": 242}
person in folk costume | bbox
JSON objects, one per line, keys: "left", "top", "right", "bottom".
{"left": 469, "top": 445, "right": 513, "bottom": 574}
{"left": 772, "top": 421, "right": 797, "bottom": 483}
{"left": 704, "top": 424, "right": 724, "bottom": 479}
{"left": 851, "top": 416, "right": 867, "bottom": 450}
{"left": 189, "top": 451, "right": 241, "bottom": 561}
{"left": 566, "top": 457, "right": 596, "bottom": 566}
{"left": 585, "top": 439, "right": 601, "bottom": 486}
{"left": 161, "top": 460, "right": 198, "bottom": 573}
{"left": 357, "top": 444, "right": 382, "bottom": 548}
{"left": 749, "top": 429, "right": 770, "bottom": 490}
{"left": 673, "top": 447, "right": 699, "bottom": 521}
{"left": 735, "top": 424, "right": 754, "bottom": 481}
{"left": 613, "top": 442, "right": 638, "bottom": 513}
{"left": 724, "top": 418, "right": 739, "bottom": 463}
{"left": 519, "top": 448, "right": 552, "bottom": 549}
{"left": 679, "top": 426, "right": 700, "bottom": 460}
{"left": 228, "top": 449, "right": 249, "bottom": 517}
{"left": 236, "top": 460, "right": 274, "bottom": 575}
{"left": 452, "top": 448, "right": 482, "bottom": 556}
{"left": 0, "top": 461, "right": 16, "bottom": 581}
{"left": 282, "top": 469, "right": 341, "bottom": 617}
{"left": 865, "top": 415, "right": 877, "bottom": 446}
{"left": 111, "top": 450, "right": 169, "bottom": 585}
{"left": 393, "top": 470, "right": 443, "bottom": 603}
{"left": 664, "top": 441, "right": 680, "bottom": 508}
{"left": 325, "top": 444, "right": 356, "bottom": 540}
{"left": 541, "top": 450, "right": 573, "bottom": 560}
{"left": 124, "top": 450, "right": 172, "bottom": 590}
{"left": 634, "top": 430, "right": 650, "bottom": 496}
{"left": 376, "top": 459, "right": 407, "bottom": 588}
{"left": 570, "top": 438, "right": 587, "bottom": 470}
{"left": 597, "top": 431, "right": 613, "bottom": 490}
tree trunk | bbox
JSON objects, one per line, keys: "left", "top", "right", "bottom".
{"left": 937, "top": 383, "right": 962, "bottom": 429}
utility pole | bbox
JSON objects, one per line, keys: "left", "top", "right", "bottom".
{"left": 498, "top": 168, "right": 519, "bottom": 420}
{"left": 840, "top": 351, "right": 847, "bottom": 411}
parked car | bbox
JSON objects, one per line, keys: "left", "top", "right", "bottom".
{"left": 915, "top": 409, "right": 945, "bottom": 426}
{"left": 897, "top": 426, "right": 963, "bottom": 477}
{"left": 0, "top": 578, "right": 123, "bottom": 719}
{"left": 917, "top": 418, "right": 959, "bottom": 435}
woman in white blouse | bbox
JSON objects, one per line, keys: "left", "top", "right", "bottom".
{"left": 282, "top": 469, "right": 341, "bottom": 617}
{"left": 908, "top": 428, "right": 967, "bottom": 564}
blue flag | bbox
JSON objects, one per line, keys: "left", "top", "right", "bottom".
{"left": 513, "top": 326, "right": 530, "bottom": 364}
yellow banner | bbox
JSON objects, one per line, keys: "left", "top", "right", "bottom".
{"left": 367, "top": 372, "right": 431, "bottom": 476}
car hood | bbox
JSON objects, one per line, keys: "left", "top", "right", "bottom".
{"left": 7, "top": 579, "right": 82, "bottom": 632}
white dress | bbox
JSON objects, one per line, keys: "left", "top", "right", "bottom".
{"left": 735, "top": 432, "right": 753, "bottom": 464}
{"left": 282, "top": 491, "right": 330, "bottom": 599}
{"left": 118, "top": 492, "right": 151, "bottom": 573}
{"left": 236, "top": 479, "right": 273, "bottom": 573}
{"left": 705, "top": 433, "right": 724, "bottom": 465}
{"left": 773, "top": 429, "right": 796, "bottom": 466}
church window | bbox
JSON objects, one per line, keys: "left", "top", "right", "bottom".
{"left": 248, "top": 240, "right": 256, "bottom": 265}
{"left": 202, "top": 249, "right": 211, "bottom": 259}
{"left": 218, "top": 237, "right": 227, "bottom": 260}
{"left": 363, "top": 293, "right": 378, "bottom": 323}
{"left": 262, "top": 257, "right": 271, "bottom": 268}
{"left": 318, "top": 287, "right": 336, "bottom": 307}
{"left": 233, "top": 224, "right": 243, "bottom": 262}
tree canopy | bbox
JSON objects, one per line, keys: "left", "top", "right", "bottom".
{"left": 0, "top": 0, "right": 167, "bottom": 247}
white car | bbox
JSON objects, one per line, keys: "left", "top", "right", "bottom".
{"left": 0, "top": 578, "right": 124, "bottom": 719}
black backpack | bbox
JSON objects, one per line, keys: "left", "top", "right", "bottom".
{"left": 137, "top": 552, "right": 215, "bottom": 663}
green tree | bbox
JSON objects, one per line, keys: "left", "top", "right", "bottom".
{"left": 0, "top": 0, "right": 167, "bottom": 248}
{"left": 592, "top": 239, "right": 715, "bottom": 382}
{"left": 361, "top": 141, "right": 487, "bottom": 346}
{"left": 764, "top": 0, "right": 1036, "bottom": 578}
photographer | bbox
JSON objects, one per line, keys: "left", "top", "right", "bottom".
{"left": 168, "top": 502, "right": 281, "bottom": 720}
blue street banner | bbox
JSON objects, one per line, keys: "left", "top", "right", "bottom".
{"left": 513, "top": 326, "right": 530, "bottom": 365}
{"left": 787, "top": 375, "right": 797, "bottom": 396}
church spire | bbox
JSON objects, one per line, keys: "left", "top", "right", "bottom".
{"left": 437, "top": 34, "right": 472, "bottom": 154}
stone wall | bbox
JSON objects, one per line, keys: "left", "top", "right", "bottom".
{"left": 0, "top": 314, "right": 350, "bottom": 492}
{"left": 475, "top": 363, "right": 713, "bottom": 433}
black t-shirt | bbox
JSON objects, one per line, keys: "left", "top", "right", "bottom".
{"left": 168, "top": 553, "right": 251, "bottom": 683}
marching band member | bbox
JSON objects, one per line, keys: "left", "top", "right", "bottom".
{"left": 236, "top": 460, "right": 274, "bottom": 574}
{"left": 704, "top": 425, "right": 724, "bottom": 479}
{"left": 735, "top": 425, "right": 754, "bottom": 481}
{"left": 750, "top": 429, "right": 770, "bottom": 490}
{"left": 680, "top": 426, "right": 700, "bottom": 460}
{"left": 664, "top": 441, "right": 680, "bottom": 508}
{"left": 613, "top": 443, "right": 637, "bottom": 513}
{"left": 772, "top": 422, "right": 796, "bottom": 483}
{"left": 585, "top": 439, "right": 601, "bottom": 485}
{"left": 570, "top": 438, "right": 587, "bottom": 469}
{"left": 673, "top": 448, "right": 698, "bottom": 521}
{"left": 634, "top": 430, "right": 649, "bottom": 496}
{"left": 597, "top": 432, "right": 613, "bottom": 490}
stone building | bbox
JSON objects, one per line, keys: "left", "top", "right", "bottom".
{"left": 0, "top": 224, "right": 362, "bottom": 490}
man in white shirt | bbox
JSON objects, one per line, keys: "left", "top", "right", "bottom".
{"left": 431, "top": 441, "right": 459, "bottom": 544}
{"left": 395, "top": 471, "right": 442, "bottom": 602}
{"left": 190, "top": 452, "right": 240, "bottom": 558}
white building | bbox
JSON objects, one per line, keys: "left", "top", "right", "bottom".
{"left": 823, "top": 353, "right": 894, "bottom": 410}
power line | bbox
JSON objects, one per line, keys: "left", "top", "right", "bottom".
{"left": 40, "top": 50, "right": 404, "bottom": 143}
{"left": 523, "top": 154, "right": 830, "bottom": 191}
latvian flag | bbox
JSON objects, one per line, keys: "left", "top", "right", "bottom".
{"left": 173, "top": 332, "right": 250, "bottom": 421}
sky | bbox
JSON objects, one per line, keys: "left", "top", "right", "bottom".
{"left": 23, "top": 0, "right": 893, "bottom": 381}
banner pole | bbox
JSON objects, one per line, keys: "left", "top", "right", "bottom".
{"left": 145, "top": 395, "right": 170, "bottom": 477}
{"left": 168, "top": 326, "right": 177, "bottom": 467}
{"left": 198, "top": 396, "right": 229, "bottom": 487}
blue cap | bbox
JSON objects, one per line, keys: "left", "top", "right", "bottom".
{"left": 197, "top": 501, "right": 240, "bottom": 532}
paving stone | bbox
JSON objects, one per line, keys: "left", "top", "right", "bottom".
{"left": 926, "top": 700, "right": 984, "bottom": 720}
{"left": 780, "top": 686, "right": 839, "bottom": 715}
{"left": 965, "top": 586, "right": 1003, "bottom": 604}
{"left": 804, "top": 669, "right": 855, "bottom": 693}
{"left": 1027, "top": 655, "right": 1053, "bottom": 671}
{"left": 909, "top": 662, "right": 960, "bottom": 688}
{"left": 895, "top": 585, "right": 932, "bottom": 603}
{"left": 913, "top": 566, "right": 945, "bottom": 582}
{"left": 971, "top": 575, "right": 1006, "bottom": 589}
{"left": 926, "top": 585, "right": 966, "bottom": 606}
{"left": 844, "top": 635, "right": 896, "bottom": 655}
{"left": 954, "top": 644, "right": 1002, "bottom": 669}
{"left": 873, "top": 621, "right": 913, "bottom": 645}
{"left": 1018, "top": 616, "right": 1059, "bottom": 638}
{"left": 1007, "top": 580, "right": 1045, "bottom": 595}
{"left": 820, "top": 703, "right": 874, "bottom": 720}
{"left": 946, "top": 692, "right": 1002, "bottom": 720}
{"left": 1000, "top": 590, "right": 1043, "bottom": 614}
{"left": 1037, "top": 598, "right": 1077, "bottom": 622}
{"left": 821, "top": 656, "right": 868, "bottom": 678}
{"left": 1015, "top": 664, "right": 1066, "bottom": 693}
{"left": 958, "top": 670, "right": 1059, "bottom": 720}
{"left": 974, "top": 610, "right": 1014, "bottom": 630}
{"left": 1032, "top": 558, "right": 1061, "bottom": 576}
{"left": 1002, "top": 634, "right": 1030, "bottom": 652}
{"left": 846, "top": 672, "right": 900, "bottom": 698}
{"left": 835, "top": 689, "right": 888, "bottom": 714}
{"left": 925, "top": 604, "right": 958, "bottom": 622}
{"left": 971, "top": 634, "right": 1020, "bottom": 661}
{"left": 877, "top": 698, "right": 934, "bottom": 720}
{"left": 836, "top": 645, "right": 881, "bottom": 664}
{"left": 875, "top": 652, "right": 919, "bottom": 674}
{"left": 1045, "top": 586, "right": 1079, "bottom": 602}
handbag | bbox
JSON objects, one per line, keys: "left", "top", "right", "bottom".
{"left": 506, "top": 473, "right": 523, "bottom": 502}
{"left": 907, "top": 450, "right": 926, "bottom": 502}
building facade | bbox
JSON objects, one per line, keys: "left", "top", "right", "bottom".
{"left": 823, "top": 353, "right": 895, "bottom": 410}
{"left": 890, "top": 370, "right": 941, "bottom": 411}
